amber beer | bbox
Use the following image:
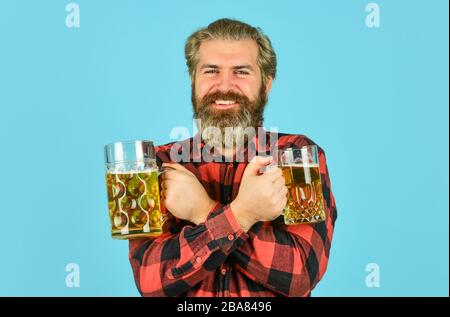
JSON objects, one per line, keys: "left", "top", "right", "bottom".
{"left": 105, "top": 169, "right": 163, "bottom": 239}
{"left": 104, "top": 140, "right": 165, "bottom": 239}
{"left": 279, "top": 146, "right": 326, "bottom": 225}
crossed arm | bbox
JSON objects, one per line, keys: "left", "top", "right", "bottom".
{"left": 129, "top": 149, "right": 337, "bottom": 297}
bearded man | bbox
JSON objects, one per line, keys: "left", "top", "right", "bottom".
{"left": 129, "top": 18, "right": 337, "bottom": 297}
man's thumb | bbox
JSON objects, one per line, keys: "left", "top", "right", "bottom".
{"left": 243, "top": 156, "right": 273, "bottom": 177}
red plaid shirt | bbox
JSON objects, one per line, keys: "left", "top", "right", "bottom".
{"left": 129, "top": 131, "right": 337, "bottom": 297}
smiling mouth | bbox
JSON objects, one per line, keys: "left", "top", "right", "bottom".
{"left": 211, "top": 100, "right": 239, "bottom": 109}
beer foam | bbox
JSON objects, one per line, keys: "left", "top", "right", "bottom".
{"left": 106, "top": 168, "right": 157, "bottom": 174}
{"left": 281, "top": 163, "right": 320, "bottom": 168}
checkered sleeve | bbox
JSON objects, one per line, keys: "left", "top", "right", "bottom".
{"left": 229, "top": 147, "right": 337, "bottom": 296}
{"left": 128, "top": 202, "right": 249, "bottom": 296}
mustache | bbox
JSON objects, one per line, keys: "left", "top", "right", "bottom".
{"left": 200, "top": 90, "right": 251, "bottom": 108}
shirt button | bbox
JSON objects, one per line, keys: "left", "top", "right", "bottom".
{"left": 195, "top": 257, "right": 202, "bottom": 263}
{"left": 227, "top": 234, "right": 234, "bottom": 241}
{"left": 221, "top": 268, "right": 227, "bottom": 275}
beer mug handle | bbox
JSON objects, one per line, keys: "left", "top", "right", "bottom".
{"left": 155, "top": 166, "right": 174, "bottom": 223}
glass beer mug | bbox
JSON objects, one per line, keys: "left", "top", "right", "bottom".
{"left": 278, "top": 145, "right": 326, "bottom": 225}
{"left": 104, "top": 140, "right": 165, "bottom": 239}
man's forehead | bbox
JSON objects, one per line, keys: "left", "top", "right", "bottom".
{"left": 198, "top": 39, "right": 259, "bottom": 67}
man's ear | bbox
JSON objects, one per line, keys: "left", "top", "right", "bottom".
{"left": 265, "top": 77, "right": 273, "bottom": 96}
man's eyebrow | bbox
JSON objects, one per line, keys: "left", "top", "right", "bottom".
{"left": 199, "top": 64, "right": 255, "bottom": 71}
{"left": 233, "top": 64, "right": 255, "bottom": 71}
{"left": 199, "top": 64, "right": 220, "bottom": 70}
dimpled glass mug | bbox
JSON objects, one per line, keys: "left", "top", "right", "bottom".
{"left": 104, "top": 140, "right": 167, "bottom": 239}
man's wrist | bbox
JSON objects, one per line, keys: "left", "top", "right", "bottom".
{"left": 191, "top": 198, "right": 217, "bottom": 225}
{"left": 230, "top": 200, "right": 256, "bottom": 233}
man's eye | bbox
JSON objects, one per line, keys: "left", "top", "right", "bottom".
{"left": 235, "top": 70, "right": 249, "bottom": 75}
{"left": 204, "top": 70, "right": 218, "bottom": 74}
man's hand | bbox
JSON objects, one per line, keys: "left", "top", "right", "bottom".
{"left": 161, "top": 162, "right": 216, "bottom": 225}
{"left": 230, "top": 156, "right": 288, "bottom": 232}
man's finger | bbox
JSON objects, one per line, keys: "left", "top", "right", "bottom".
{"left": 272, "top": 176, "right": 285, "bottom": 191}
{"left": 161, "top": 180, "right": 169, "bottom": 190}
{"left": 280, "top": 185, "right": 288, "bottom": 197}
{"left": 161, "top": 168, "right": 176, "bottom": 180}
{"left": 261, "top": 167, "right": 283, "bottom": 182}
{"left": 162, "top": 162, "right": 194, "bottom": 176}
{"left": 161, "top": 169, "right": 192, "bottom": 181}
{"left": 243, "top": 156, "right": 273, "bottom": 177}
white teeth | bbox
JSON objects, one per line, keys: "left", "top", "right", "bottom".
{"left": 215, "top": 100, "right": 235, "bottom": 105}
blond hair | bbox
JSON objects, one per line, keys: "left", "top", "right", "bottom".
{"left": 185, "top": 18, "right": 277, "bottom": 86}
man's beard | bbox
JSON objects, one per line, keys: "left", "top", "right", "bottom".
{"left": 192, "top": 84, "right": 267, "bottom": 150}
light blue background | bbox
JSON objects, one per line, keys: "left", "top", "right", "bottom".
{"left": 0, "top": 0, "right": 448, "bottom": 296}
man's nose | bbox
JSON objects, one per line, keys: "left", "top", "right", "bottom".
{"left": 216, "top": 72, "right": 236, "bottom": 91}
